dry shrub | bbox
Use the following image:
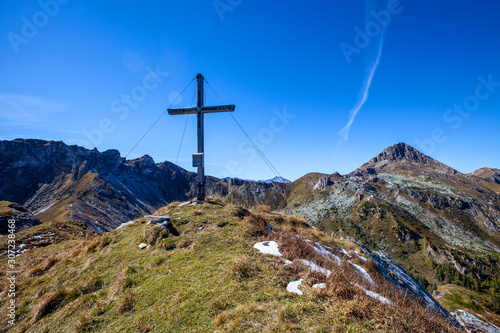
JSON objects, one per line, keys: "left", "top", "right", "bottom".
{"left": 362, "top": 259, "right": 379, "bottom": 275}
{"left": 98, "top": 235, "right": 112, "bottom": 249}
{"left": 288, "top": 215, "right": 310, "bottom": 228}
{"left": 85, "top": 238, "right": 100, "bottom": 253}
{"left": 228, "top": 206, "right": 249, "bottom": 219}
{"left": 255, "top": 205, "right": 271, "bottom": 213}
{"left": 228, "top": 256, "right": 258, "bottom": 279}
{"left": 191, "top": 210, "right": 203, "bottom": 216}
{"left": 177, "top": 238, "right": 192, "bottom": 249}
{"left": 323, "top": 264, "right": 359, "bottom": 301}
{"left": 271, "top": 214, "right": 286, "bottom": 225}
{"left": 28, "top": 266, "right": 44, "bottom": 277}
{"left": 34, "top": 289, "right": 67, "bottom": 319}
{"left": 244, "top": 214, "right": 269, "bottom": 237}
{"left": 274, "top": 232, "right": 327, "bottom": 267}
{"left": 206, "top": 196, "right": 224, "bottom": 205}
{"left": 43, "top": 256, "right": 59, "bottom": 271}
{"left": 159, "top": 240, "right": 176, "bottom": 251}
{"left": 118, "top": 292, "right": 135, "bottom": 313}
{"left": 75, "top": 314, "right": 99, "bottom": 332}
{"left": 143, "top": 225, "right": 168, "bottom": 245}
{"left": 83, "top": 276, "right": 104, "bottom": 294}
{"left": 320, "top": 261, "right": 462, "bottom": 333}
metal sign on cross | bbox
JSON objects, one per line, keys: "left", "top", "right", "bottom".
{"left": 168, "top": 73, "right": 235, "bottom": 202}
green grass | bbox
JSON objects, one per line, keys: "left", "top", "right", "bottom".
{"left": 0, "top": 202, "right": 463, "bottom": 332}
{"left": 437, "top": 284, "right": 500, "bottom": 327}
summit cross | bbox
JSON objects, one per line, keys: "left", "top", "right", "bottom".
{"left": 168, "top": 73, "right": 235, "bottom": 202}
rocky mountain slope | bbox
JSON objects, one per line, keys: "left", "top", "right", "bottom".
{"left": 1, "top": 139, "right": 499, "bottom": 329}
{"left": 284, "top": 143, "right": 500, "bottom": 327}
{"left": 0, "top": 139, "right": 285, "bottom": 233}
{"left": 0, "top": 201, "right": 41, "bottom": 235}
{"left": 470, "top": 168, "right": 500, "bottom": 185}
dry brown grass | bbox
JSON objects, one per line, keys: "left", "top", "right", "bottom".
{"left": 82, "top": 276, "right": 104, "bottom": 294}
{"left": 227, "top": 256, "right": 259, "bottom": 279}
{"left": 254, "top": 205, "right": 271, "bottom": 213}
{"left": 191, "top": 210, "right": 203, "bottom": 216}
{"left": 34, "top": 289, "right": 68, "bottom": 320}
{"left": 268, "top": 229, "right": 461, "bottom": 332}
{"left": 143, "top": 225, "right": 169, "bottom": 245}
{"left": 243, "top": 214, "right": 269, "bottom": 238}
{"left": 28, "top": 265, "right": 45, "bottom": 277}
{"left": 84, "top": 238, "right": 100, "bottom": 253}
{"left": 42, "top": 256, "right": 59, "bottom": 271}
{"left": 319, "top": 261, "right": 463, "bottom": 333}
{"left": 118, "top": 292, "right": 135, "bottom": 313}
{"left": 227, "top": 206, "right": 250, "bottom": 219}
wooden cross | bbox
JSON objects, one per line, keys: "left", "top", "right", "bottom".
{"left": 168, "top": 73, "right": 235, "bottom": 202}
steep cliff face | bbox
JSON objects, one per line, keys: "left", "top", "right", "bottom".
{"left": 0, "top": 201, "right": 41, "bottom": 234}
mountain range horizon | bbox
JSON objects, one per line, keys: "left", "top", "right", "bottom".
{"left": 3, "top": 138, "right": 497, "bottom": 183}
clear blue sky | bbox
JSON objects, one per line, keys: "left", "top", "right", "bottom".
{"left": 1, "top": 0, "right": 499, "bottom": 181}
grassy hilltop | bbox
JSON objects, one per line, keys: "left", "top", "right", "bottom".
{"left": 1, "top": 201, "right": 463, "bottom": 332}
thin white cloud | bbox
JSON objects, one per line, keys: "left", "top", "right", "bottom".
{"left": 0, "top": 93, "right": 69, "bottom": 127}
{"left": 0, "top": 93, "right": 68, "bottom": 112}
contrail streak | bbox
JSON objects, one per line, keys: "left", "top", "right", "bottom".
{"left": 337, "top": 0, "right": 388, "bottom": 146}
{"left": 338, "top": 34, "right": 385, "bottom": 143}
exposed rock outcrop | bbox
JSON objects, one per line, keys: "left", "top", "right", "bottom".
{"left": 0, "top": 201, "right": 41, "bottom": 234}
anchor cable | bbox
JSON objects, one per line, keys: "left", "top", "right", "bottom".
{"left": 175, "top": 84, "right": 197, "bottom": 164}
{"left": 106, "top": 76, "right": 196, "bottom": 178}
{"left": 204, "top": 78, "right": 283, "bottom": 180}
{"left": 204, "top": 78, "right": 319, "bottom": 222}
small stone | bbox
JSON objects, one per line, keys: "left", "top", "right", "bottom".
{"left": 138, "top": 243, "right": 148, "bottom": 249}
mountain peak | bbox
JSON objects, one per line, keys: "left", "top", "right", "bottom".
{"left": 354, "top": 142, "right": 458, "bottom": 175}
{"left": 372, "top": 142, "right": 431, "bottom": 164}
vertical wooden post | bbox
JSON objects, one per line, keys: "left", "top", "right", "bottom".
{"left": 167, "top": 73, "right": 235, "bottom": 203}
{"left": 196, "top": 74, "right": 205, "bottom": 201}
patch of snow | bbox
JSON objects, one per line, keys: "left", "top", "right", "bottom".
{"left": 34, "top": 202, "right": 54, "bottom": 215}
{"left": 311, "top": 243, "right": 341, "bottom": 265}
{"left": 253, "top": 241, "right": 282, "bottom": 257}
{"left": 348, "top": 261, "right": 373, "bottom": 284}
{"left": 283, "top": 259, "right": 293, "bottom": 265}
{"left": 352, "top": 283, "right": 392, "bottom": 306}
{"left": 312, "top": 283, "right": 326, "bottom": 289}
{"left": 287, "top": 279, "right": 303, "bottom": 295}
{"left": 117, "top": 221, "right": 134, "bottom": 229}
{"left": 299, "top": 259, "right": 331, "bottom": 277}
{"left": 338, "top": 248, "right": 351, "bottom": 257}
{"left": 356, "top": 254, "right": 367, "bottom": 262}
{"left": 451, "top": 309, "right": 500, "bottom": 333}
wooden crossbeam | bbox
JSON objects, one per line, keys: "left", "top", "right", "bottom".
{"left": 167, "top": 73, "right": 235, "bottom": 202}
